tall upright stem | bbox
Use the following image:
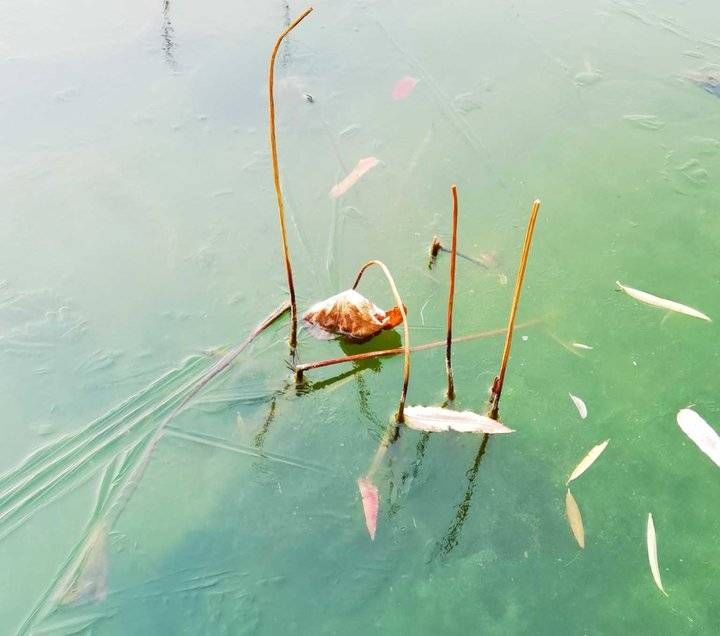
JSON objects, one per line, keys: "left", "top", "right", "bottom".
{"left": 352, "top": 260, "right": 410, "bottom": 422}
{"left": 268, "top": 7, "right": 313, "bottom": 358}
{"left": 445, "top": 185, "right": 459, "bottom": 400}
{"left": 488, "top": 199, "right": 541, "bottom": 419}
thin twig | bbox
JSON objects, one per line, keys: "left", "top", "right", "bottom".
{"left": 268, "top": 7, "right": 313, "bottom": 358}
{"left": 351, "top": 260, "right": 410, "bottom": 422}
{"left": 294, "top": 319, "right": 540, "bottom": 373}
{"left": 445, "top": 185, "right": 458, "bottom": 400}
{"left": 488, "top": 199, "right": 541, "bottom": 418}
{"left": 428, "top": 235, "right": 442, "bottom": 268}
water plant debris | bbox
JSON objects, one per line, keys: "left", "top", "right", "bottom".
{"left": 646, "top": 513, "right": 668, "bottom": 596}
{"left": 302, "top": 289, "right": 405, "bottom": 343}
{"left": 567, "top": 439, "right": 609, "bottom": 484}
{"left": 616, "top": 281, "right": 711, "bottom": 321}
{"left": 565, "top": 489, "right": 585, "bottom": 549}
{"left": 676, "top": 408, "right": 720, "bottom": 468}
{"left": 404, "top": 406, "right": 514, "bottom": 434}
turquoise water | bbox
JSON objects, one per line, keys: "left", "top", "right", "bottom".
{"left": 1, "top": 0, "right": 719, "bottom": 632}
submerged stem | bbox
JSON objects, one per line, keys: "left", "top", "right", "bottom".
{"left": 268, "top": 7, "right": 313, "bottom": 358}
{"left": 352, "top": 260, "right": 410, "bottom": 422}
{"left": 488, "top": 199, "right": 541, "bottom": 418}
{"left": 445, "top": 185, "right": 458, "bottom": 401}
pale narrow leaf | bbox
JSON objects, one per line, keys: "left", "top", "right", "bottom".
{"left": 567, "top": 439, "right": 609, "bottom": 484}
{"left": 565, "top": 489, "right": 585, "bottom": 548}
{"left": 404, "top": 406, "right": 514, "bottom": 434}
{"left": 329, "top": 157, "right": 379, "bottom": 198}
{"left": 572, "top": 342, "right": 593, "bottom": 350}
{"left": 676, "top": 408, "right": 720, "bottom": 467}
{"left": 569, "top": 394, "right": 588, "bottom": 419}
{"left": 616, "top": 281, "right": 711, "bottom": 321}
{"left": 647, "top": 513, "right": 668, "bottom": 596}
{"left": 357, "top": 478, "right": 379, "bottom": 540}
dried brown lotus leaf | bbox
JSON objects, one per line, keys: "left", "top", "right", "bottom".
{"left": 302, "top": 289, "right": 406, "bottom": 343}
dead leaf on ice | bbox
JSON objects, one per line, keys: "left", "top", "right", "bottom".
{"left": 565, "top": 489, "right": 585, "bottom": 548}
{"left": 646, "top": 513, "right": 668, "bottom": 596}
{"left": 569, "top": 394, "right": 588, "bottom": 419}
{"left": 404, "top": 406, "right": 514, "bottom": 434}
{"left": 616, "top": 281, "right": 711, "bottom": 321}
{"left": 567, "top": 439, "right": 609, "bottom": 484}
{"left": 357, "top": 478, "right": 379, "bottom": 540}
{"left": 676, "top": 408, "right": 720, "bottom": 467}
{"left": 302, "top": 289, "right": 405, "bottom": 343}
{"left": 329, "top": 157, "right": 379, "bottom": 198}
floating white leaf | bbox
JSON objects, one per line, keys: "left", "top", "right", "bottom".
{"left": 357, "top": 478, "right": 379, "bottom": 540}
{"left": 404, "top": 406, "right": 514, "bottom": 434}
{"left": 646, "top": 513, "right": 668, "bottom": 596}
{"left": 572, "top": 342, "right": 593, "bottom": 350}
{"left": 567, "top": 439, "right": 609, "bottom": 484}
{"left": 676, "top": 408, "right": 720, "bottom": 468}
{"left": 565, "top": 489, "right": 585, "bottom": 548}
{"left": 616, "top": 281, "right": 711, "bottom": 321}
{"left": 569, "top": 394, "right": 588, "bottom": 419}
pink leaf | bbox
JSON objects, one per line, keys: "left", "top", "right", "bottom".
{"left": 357, "top": 477, "right": 379, "bottom": 540}
{"left": 329, "top": 157, "right": 379, "bottom": 199}
{"left": 392, "top": 76, "right": 418, "bottom": 101}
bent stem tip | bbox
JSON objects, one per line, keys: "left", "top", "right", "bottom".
{"left": 352, "top": 260, "right": 410, "bottom": 422}
{"left": 488, "top": 198, "right": 541, "bottom": 419}
{"left": 268, "top": 7, "right": 314, "bottom": 357}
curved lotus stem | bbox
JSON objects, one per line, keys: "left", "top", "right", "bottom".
{"left": 352, "top": 260, "right": 410, "bottom": 422}
{"left": 445, "top": 185, "right": 459, "bottom": 401}
{"left": 268, "top": 7, "right": 313, "bottom": 357}
{"left": 488, "top": 199, "right": 541, "bottom": 418}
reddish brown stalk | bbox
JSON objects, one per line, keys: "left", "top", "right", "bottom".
{"left": 445, "top": 185, "right": 458, "bottom": 401}
{"left": 294, "top": 319, "right": 541, "bottom": 373}
{"left": 488, "top": 199, "right": 541, "bottom": 419}
{"left": 351, "top": 260, "right": 410, "bottom": 422}
{"left": 268, "top": 7, "right": 313, "bottom": 358}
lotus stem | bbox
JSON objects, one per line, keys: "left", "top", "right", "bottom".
{"left": 352, "top": 260, "right": 410, "bottom": 423}
{"left": 294, "top": 318, "right": 541, "bottom": 373}
{"left": 488, "top": 199, "right": 540, "bottom": 418}
{"left": 268, "top": 7, "right": 313, "bottom": 358}
{"left": 445, "top": 185, "right": 458, "bottom": 401}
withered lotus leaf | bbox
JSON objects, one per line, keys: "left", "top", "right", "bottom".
{"left": 302, "top": 289, "right": 406, "bottom": 343}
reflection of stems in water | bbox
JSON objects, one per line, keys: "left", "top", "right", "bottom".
{"left": 445, "top": 185, "right": 458, "bottom": 401}
{"left": 294, "top": 319, "right": 541, "bottom": 374}
{"left": 488, "top": 199, "right": 540, "bottom": 419}
{"left": 161, "top": 0, "right": 177, "bottom": 69}
{"left": 433, "top": 433, "right": 490, "bottom": 559}
{"left": 268, "top": 7, "right": 313, "bottom": 358}
{"left": 254, "top": 392, "right": 280, "bottom": 449}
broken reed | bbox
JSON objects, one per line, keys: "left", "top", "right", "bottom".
{"left": 268, "top": 7, "right": 313, "bottom": 358}
{"left": 488, "top": 199, "right": 541, "bottom": 419}
{"left": 445, "top": 185, "right": 459, "bottom": 401}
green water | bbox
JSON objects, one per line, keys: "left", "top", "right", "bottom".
{"left": 1, "top": 0, "right": 719, "bottom": 633}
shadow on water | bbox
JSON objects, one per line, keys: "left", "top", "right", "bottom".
{"left": 254, "top": 330, "right": 402, "bottom": 449}
{"left": 161, "top": 0, "right": 177, "bottom": 69}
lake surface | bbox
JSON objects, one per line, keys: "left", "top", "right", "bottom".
{"left": 1, "top": 0, "right": 719, "bottom": 633}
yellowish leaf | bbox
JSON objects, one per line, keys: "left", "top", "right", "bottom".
{"left": 646, "top": 513, "right": 668, "bottom": 596}
{"left": 567, "top": 439, "right": 609, "bottom": 484}
{"left": 565, "top": 489, "right": 585, "bottom": 548}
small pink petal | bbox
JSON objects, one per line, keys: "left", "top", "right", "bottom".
{"left": 392, "top": 76, "right": 418, "bottom": 101}
{"left": 329, "top": 157, "right": 379, "bottom": 199}
{"left": 357, "top": 477, "right": 379, "bottom": 540}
